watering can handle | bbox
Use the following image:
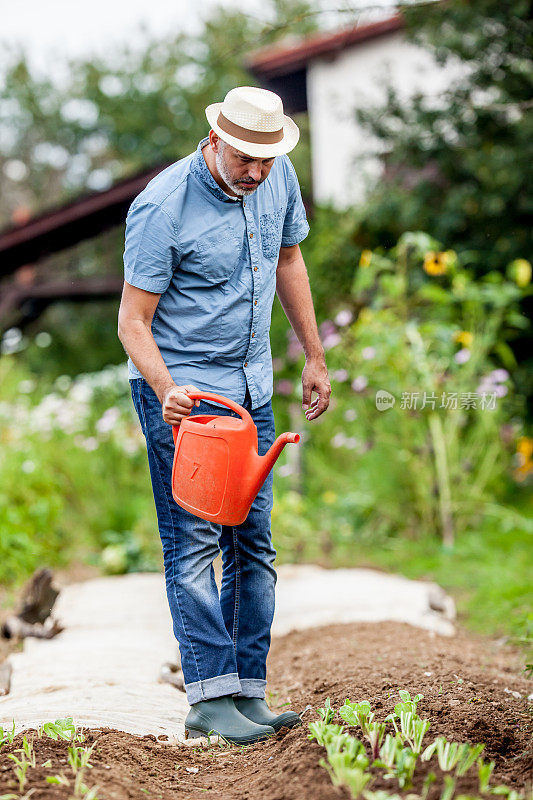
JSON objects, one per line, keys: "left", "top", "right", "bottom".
{"left": 181, "top": 391, "right": 254, "bottom": 426}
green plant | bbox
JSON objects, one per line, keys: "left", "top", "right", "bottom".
{"left": 478, "top": 758, "right": 496, "bottom": 793}
{"left": 0, "top": 721, "right": 16, "bottom": 749}
{"left": 7, "top": 735, "right": 36, "bottom": 793}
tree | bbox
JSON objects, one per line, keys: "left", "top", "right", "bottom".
{"left": 354, "top": 0, "right": 532, "bottom": 267}
{"left": 352, "top": 0, "right": 533, "bottom": 410}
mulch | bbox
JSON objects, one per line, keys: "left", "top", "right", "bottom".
{"left": 1, "top": 620, "right": 532, "bottom": 799}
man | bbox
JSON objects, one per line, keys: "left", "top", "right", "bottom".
{"left": 118, "top": 86, "right": 331, "bottom": 745}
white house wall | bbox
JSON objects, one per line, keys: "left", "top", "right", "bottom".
{"left": 306, "top": 31, "right": 462, "bottom": 208}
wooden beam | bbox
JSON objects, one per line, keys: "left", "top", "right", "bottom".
{"left": 0, "top": 162, "right": 172, "bottom": 277}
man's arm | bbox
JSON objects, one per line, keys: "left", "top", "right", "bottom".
{"left": 117, "top": 281, "right": 200, "bottom": 424}
{"left": 276, "top": 244, "right": 331, "bottom": 420}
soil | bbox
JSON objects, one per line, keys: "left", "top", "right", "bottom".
{"left": 1, "top": 621, "right": 532, "bottom": 800}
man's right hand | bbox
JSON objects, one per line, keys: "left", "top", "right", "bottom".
{"left": 161, "top": 384, "right": 202, "bottom": 426}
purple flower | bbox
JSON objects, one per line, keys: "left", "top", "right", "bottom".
{"left": 334, "top": 309, "right": 353, "bottom": 327}
{"left": 351, "top": 376, "right": 368, "bottom": 392}
{"left": 490, "top": 369, "right": 509, "bottom": 383}
{"left": 322, "top": 333, "right": 341, "bottom": 350}
{"left": 275, "top": 379, "right": 294, "bottom": 396}
{"left": 361, "top": 346, "right": 376, "bottom": 360}
{"left": 454, "top": 348, "right": 471, "bottom": 364}
{"left": 333, "top": 369, "right": 348, "bottom": 382}
{"left": 493, "top": 384, "right": 508, "bottom": 398}
{"left": 272, "top": 357, "right": 284, "bottom": 373}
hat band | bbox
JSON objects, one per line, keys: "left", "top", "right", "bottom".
{"left": 217, "top": 112, "right": 284, "bottom": 145}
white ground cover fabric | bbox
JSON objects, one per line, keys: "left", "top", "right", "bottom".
{"left": 0, "top": 566, "right": 455, "bottom": 744}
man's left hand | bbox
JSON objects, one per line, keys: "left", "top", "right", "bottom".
{"left": 302, "top": 357, "right": 331, "bottom": 421}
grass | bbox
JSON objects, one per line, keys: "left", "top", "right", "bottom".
{"left": 324, "top": 511, "right": 532, "bottom": 656}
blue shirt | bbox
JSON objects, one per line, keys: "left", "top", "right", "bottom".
{"left": 123, "top": 136, "right": 310, "bottom": 409}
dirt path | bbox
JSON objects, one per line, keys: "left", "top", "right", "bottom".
{"left": 0, "top": 566, "right": 454, "bottom": 741}
{"left": 1, "top": 621, "right": 531, "bottom": 800}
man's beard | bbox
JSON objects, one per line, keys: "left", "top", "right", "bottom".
{"left": 215, "top": 144, "right": 260, "bottom": 197}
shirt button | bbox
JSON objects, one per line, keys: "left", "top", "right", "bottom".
{"left": 249, "top": 233, "right": 254, "bottom": 239}
{"left": 251, "top": 332, "right": 255, "bottom": 338}
{"left": 254, "top": 266, "right": 258, "bottom": 272}
{"left": 243, "top": 201, "right": 246, "bottom": 207}
{"left": 244, "top": 361, "right": 248, "bottom": 367}
{"left": 254, "top": 300, "right": 258, "bottom": 305}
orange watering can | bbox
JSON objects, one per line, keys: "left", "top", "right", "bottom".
{"left": 171, "top": 391, "right": 300, "bottom": 525}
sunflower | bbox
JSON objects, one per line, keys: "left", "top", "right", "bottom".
{"left": 453, "top": 331, "right": 473, "bottom": 348}
{"left": 359, "top": 249, "right": 373, "bottom": 268}
{"left": 423, "top": 251, "right": 449, "bottom": 275}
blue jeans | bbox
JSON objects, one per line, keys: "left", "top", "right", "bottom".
{"left": 130, "top": 378, "right": 277, "bottom": 705}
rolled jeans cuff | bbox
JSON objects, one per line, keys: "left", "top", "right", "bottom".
{"left": 233, "top": 678, "right": 267, "bottom": 699}
{"left": 185, "top": 673, "right": 242, "bottom": 705}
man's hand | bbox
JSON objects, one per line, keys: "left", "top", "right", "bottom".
{"left": 162, "top": 384, "right": 202, "bottom": 425}
{"left": 302, "top": 357, "right": 331, "bottom": 421}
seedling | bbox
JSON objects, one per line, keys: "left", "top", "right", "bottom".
{"left": 0, "top": 721, "right": 16, "bottom": 748}
{"left": 421, "top": 771, "right": 437, "bottom": 800}
{"left": 46, "top": 774, "right": 69, "bottom": 786}
{"left": 366, "top": 722, "right": 386, "bottom": 761}
{"left": 37, "top": 718, "right": 81, "bottom": 741}
{"left": 455, "top": 742, "right": 485, "bottom": 776}
{"left": 398, "top": 711, "right": 430, "bottom": 754}
{"left": 376, "top": 733, "right": 401, "bottom": 772}
{"left": 394, "top": 745, "right": 417, "bottom": 789}
{"left": 340, "top": 700, "right": 374, "bottom": 731}
{"left": 440, "top": 775, "right": 456, "bottom": 800}
{"left": 478, "top": 757, "right": 495, "bottom": 793}
{"left": 320, "top": 755, "right": 371, "bottom": 799}
{"left": 318, "top": 697, "right": 335, "bottom": 725}
{"left": 422, "top": 736, "right": 462, "bottom": 771}
{"left": 308, "top": 721, "right": 344, "bottom": 747}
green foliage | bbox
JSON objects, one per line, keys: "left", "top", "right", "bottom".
{"left": 354, "top": 0, "right": 532, "bottom": 270}
{"left": 0, "top": 358, "right": 161, "bottom": 590}
{"left": 275, "top": 231, "right": 532, "bottom": 545}
{"left": 310, "top": 695, "right": 526, "bottom": 800}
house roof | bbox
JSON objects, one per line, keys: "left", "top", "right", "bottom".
{"left": 247, "top": 14, "right": 403, "bottom": 78}
{"left": 0, "top": 161, "right": 172, "bottom": 277}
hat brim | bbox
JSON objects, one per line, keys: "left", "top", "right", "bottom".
{"left": 205, "top": 103, "right": 300, "bottom": 158}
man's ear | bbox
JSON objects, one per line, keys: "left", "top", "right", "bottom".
{"left": 209, "top": 129, "right": 220, "bottom": 152}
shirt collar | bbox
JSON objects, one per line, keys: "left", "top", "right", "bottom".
{"left": 190, "top": 137, "right": 242, "bottom": 203}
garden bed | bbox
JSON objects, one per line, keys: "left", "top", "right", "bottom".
{"left": 1, "top": 620, "right": 531, "bottom": 799}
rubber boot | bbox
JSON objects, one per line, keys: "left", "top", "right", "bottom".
{"left": 233, "top": 697, "right": 302, "bottom": 733}
{"left": 184, "top": 696, "right": 275, "bottom": 745}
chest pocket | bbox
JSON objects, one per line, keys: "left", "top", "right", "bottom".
{"left": 259, "top": 209, "right": 284, "bottom": 261}
{"left": 196, "top": 227, "right": 242, "bottom": 284}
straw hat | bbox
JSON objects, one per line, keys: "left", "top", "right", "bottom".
{"left": 205, "top": 86, "right": 300, "bottom": 158}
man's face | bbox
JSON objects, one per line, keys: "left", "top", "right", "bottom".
{"left": 214, "top": 137, "right": 275, "bottom": 197}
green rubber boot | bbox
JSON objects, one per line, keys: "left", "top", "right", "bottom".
{"left": 184, "top": 696, "right": 275, "bottom": 745}
{"left": 233, "top": 697, "right": 302, "bottom": 733}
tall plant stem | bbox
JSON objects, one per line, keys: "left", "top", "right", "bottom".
{"left": 428, "top": 412, "right": 454, "bottom": 548}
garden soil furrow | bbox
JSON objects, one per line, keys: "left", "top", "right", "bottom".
{"left": 1, "top": 620, "right": 531, "bottom": 799}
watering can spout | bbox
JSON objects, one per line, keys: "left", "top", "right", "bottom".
{"left": 257, "top": 431, "right": 300, "bottom": 486}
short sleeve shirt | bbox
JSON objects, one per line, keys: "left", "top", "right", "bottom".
{"left": 123, "top": 136, "right": 310, "bottom": 409}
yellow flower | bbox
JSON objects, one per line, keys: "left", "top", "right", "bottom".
{"left": 517, "top": 436, "right": 533, "bottom": 461}
{"left": 508, "top": 259, "right": 532, "bottom": 288}
{"left": 322, "top": 490, "right": 337, "bottom": 505}
{"left": 423, "top": 251, "right": 449, "bottom": 275}
{"left": 453, "top": 331, "right": 473, "bottom": 348}
{"left": 359, "top": 249, "right": 372, "bottom": 268}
